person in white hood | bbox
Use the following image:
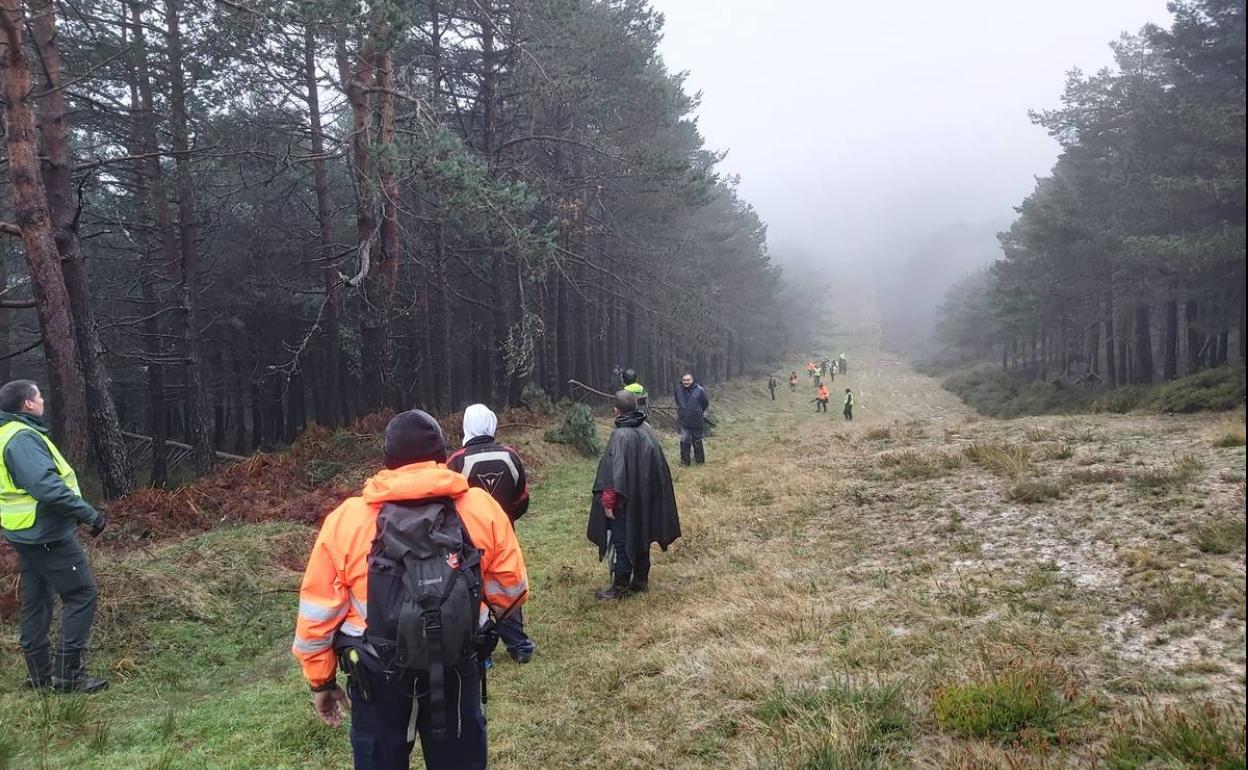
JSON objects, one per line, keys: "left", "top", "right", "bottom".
{"left": 447, "top": 404, "right": 534, "bottom": 662}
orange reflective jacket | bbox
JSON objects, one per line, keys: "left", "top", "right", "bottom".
{"left": 292, "top": 461, "right": 529, "bottom": 687}
{"left": 818, "top": 385, "right": 830, "bottom": 400}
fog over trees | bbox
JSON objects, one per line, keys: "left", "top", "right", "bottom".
{"left": 936, "top": 0, "right": 1245, "bottom": 384}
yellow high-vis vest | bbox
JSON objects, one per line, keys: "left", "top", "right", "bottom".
{"left": 0, "top": 422, "right": 81, "bottom": 531}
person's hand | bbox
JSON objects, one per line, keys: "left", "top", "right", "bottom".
{"left": 475, "top": 620, "right": 500, "bottom": 660}
{"left": 312, "top": 685, "right": 349, "bottom": 727}
{"left": 89, "top": 513, "right": 107, "bottom": 538}
{"left": 604, "top": 507, "right": 615, "bottom": 520}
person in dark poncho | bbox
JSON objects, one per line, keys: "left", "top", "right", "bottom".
{"left": 586, "top": 390, "right": 681, "bottom": 600}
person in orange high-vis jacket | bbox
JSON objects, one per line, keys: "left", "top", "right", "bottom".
{"left": 816, "top": 383, "right": 830, "bottom": 413}
{"left": 293, "top": 409, "right": 528, "bottom": 770}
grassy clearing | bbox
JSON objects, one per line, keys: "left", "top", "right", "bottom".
{"left": 752, "top": 677, "right": 913, "bottom": 769}
{"left": 1207, "top": 414, "right": 1246, "bottom": 448}
{"left": 877, "top": 449, "right": 961, "bottom": 480}
{"left": 1008, "top": 478, "right": 1065, "bottom": 503}
{"left": 1141, "top": 577, "right": 1223, "bottom": 624}
{"left": 1068, "top": 467, "right": 1126, "bottom": 484}
{"left": 1102, "top": 703, "right": 1246, "bottom": 769}
{"left": 1193, "top": 517, "right": 1247, "bottom": 555}
{"left": 930, "top": 663, "right": 1080, "bottom": 743}
{"left": 1, "top": 338, "right": 1243, "bottom": 769}
{"left": 963, "top": 441, "right": 1032, "bottom": 477}
{"left": 1130, "top": 455, "right": 1204, "bottom": 491}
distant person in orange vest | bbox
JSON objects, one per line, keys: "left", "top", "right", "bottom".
{"left": 789, "top": 371, "right": 799, "bottom": 392}
{"left": 815, "top": 383, "right": 830, "bottom": 413}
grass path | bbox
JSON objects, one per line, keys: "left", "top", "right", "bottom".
{"left": 1, "top": 332, "right": 1243, "bottom": 769}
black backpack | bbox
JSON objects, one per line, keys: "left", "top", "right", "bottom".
{"left": 365, "top": 499, "right": 483, "bottom": 738}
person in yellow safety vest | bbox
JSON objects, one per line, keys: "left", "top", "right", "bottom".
{"left": 0, "top": 380, "right": 108, "bottom": 693}
{"left": 844, "top": 389, "right": 855, "bottom": 421}
{"left": 621, "top": 368, "right": 648, "bottom": 416}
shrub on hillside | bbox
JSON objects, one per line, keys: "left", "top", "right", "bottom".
{"left": 545, "top": 403, "right": 602, "bottom": 457}
{"left": 520, "top": 382, "right": 556, "bottom": 416}
{"left": 939, "top": 361, "right": 1245, "bottom": 418}
{"left": 1147, "top": 366, "right": 1246, "bottom": 413}
{"left": 1091, "top": 386, "right": 1146, "bottom": 414}
{"left": 942, "top": 365, "right": 1095, "bottom": 418}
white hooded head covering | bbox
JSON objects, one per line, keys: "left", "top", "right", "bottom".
{"left": 462, "top": 403, "right": 498, "bottom": 443}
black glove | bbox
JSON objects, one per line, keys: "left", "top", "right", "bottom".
{"left": 475, "top": 621, "right": 500, "bottom": 661}
{"left": 89, "top": 513, "right": 107, "bottom": 537}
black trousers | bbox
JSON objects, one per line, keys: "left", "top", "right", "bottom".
{"left": 348, "top": 664, "right": 487, "bottom": 770}
{"left": 608, "top": 509, "right": 650, "bottom": 576}
{"left": 679, "top": 427, "right": 705, "bottom": 465}
{"left": 11, "top": 536, "right": 97, "bottom": 656}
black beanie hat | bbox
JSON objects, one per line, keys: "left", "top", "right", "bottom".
{"left": 383, "top": 409, "right": 447, "bottom": 468}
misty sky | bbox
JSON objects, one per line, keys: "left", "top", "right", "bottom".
{"left": 648, "top": 0, "right": 1174, "bottom": 270}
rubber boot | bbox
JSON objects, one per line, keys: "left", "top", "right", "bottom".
{"left": 23, "top": 647, "right": 51, "bottom": 690}
{"left": 596, "top": 572, "right": 632, "bottom": 601}
{"left": 51, "top": 650, "right": 108, "bottom": 694}
{"left": 630, "top": 563, "right": 650, "bottom": 594}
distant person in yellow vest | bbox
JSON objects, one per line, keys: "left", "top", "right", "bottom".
{"left": 621, "top": 368, "right": 648, "bottom": 417}
{"left": 843, "top": 389, "right": 855, "bottom": 421}
{"left": 0, "top": 380, "right": 108, "bottom": 693}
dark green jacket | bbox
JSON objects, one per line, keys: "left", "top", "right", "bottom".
{"left": 0, "top": 411, "right": 100, "bottom": 545}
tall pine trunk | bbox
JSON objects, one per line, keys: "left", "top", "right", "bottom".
{"left": 336, "top": 30, "right": 385, "bottom": 412}
{"left": 1185, "top": 299, "right": 1203, "bottom": 374}
{"left": 373, "top": 34, "right": 400, "bottom": 411}
{"left": 304, "top": 26, "right": 342, "bottom": 428}
{"left": 165, "top": 0, "right": 214, "bottom": 473}
{"left": 129, "top": 0, "right": 175, "bottom": 483}
{"left": 1162, "top": 297, "right": 1178, "bottom": 381}
{"left": 30, "top": 0, "right": 135, "bottom": 497}
{"left": 0, "top": 0, "right": 88, "bottom": 463}
{"left": 1133, "top": 303, "right": 1154, "bottom": 384}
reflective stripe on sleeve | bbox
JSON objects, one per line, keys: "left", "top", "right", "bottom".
{"left": 340, "top": 621, "right": 365, "bottom": 637}
{"left": 298, "top": 599, "right": 347, "bottom": 623}
{"left": 292, "top": 634, "right": 334, "bottom": 654}
{"left": 484, "top": 578, "right": 528, "bottom": 600}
